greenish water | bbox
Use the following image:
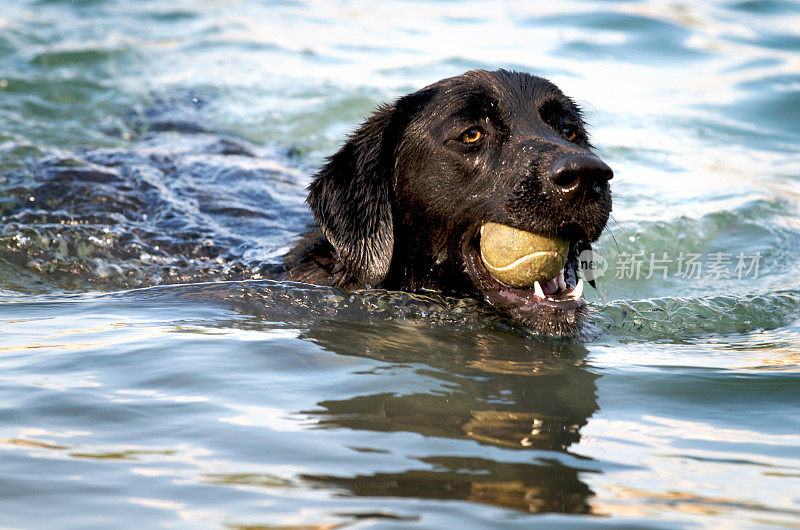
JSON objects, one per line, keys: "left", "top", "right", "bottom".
{"left": 1, "top": 1, "right": 799, "bottom": 528}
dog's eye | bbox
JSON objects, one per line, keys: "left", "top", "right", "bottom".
{"left": 558, "top": 118, "right": 578, "bottom": 142}
{"left": 460, "top": 128, "right": 484, "bottom": 144}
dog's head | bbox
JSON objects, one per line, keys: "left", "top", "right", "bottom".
{"left": 308, "top": 70, "right": 612, "bottom": 336}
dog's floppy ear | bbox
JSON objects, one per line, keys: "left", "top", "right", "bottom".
{"left": 307, "top": 89, "right": 433, "bottom": 287}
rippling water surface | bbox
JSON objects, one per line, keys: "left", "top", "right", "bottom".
{"left": 1, "top": 1, "right": 799, "bottom": 528}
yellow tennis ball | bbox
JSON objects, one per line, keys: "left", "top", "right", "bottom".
{"left": 479, "top": 222, "right": 568, "bottom": 288}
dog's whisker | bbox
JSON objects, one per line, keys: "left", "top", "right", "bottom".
{"left": 605, "top": 214, "right": 625, "bottom": 253}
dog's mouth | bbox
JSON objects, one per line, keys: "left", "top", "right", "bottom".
{"left": 462, "top": 223, "right": 586, "bottom": 334}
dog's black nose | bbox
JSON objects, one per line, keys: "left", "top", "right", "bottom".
{"left": 549, "top": 154, "right": 613, "bottom": 204}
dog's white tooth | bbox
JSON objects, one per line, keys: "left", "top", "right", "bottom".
{"left": 557, "top": 269, "right": 566, "bottom": 291}
{"left": 571, "top": 279, "right": 584, "bottom": 299}
{"left": 534, "top": 281, "right": 544, "bottom": 299}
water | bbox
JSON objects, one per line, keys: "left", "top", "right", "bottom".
{"left": 1, "top": 0, "right": 799, "bottom": 527}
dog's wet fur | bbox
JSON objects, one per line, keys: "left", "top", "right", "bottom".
{"left": 286, "top": 70, "right": 613, "bottom": 336}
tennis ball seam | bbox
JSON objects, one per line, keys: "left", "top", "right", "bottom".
{"left": 481, "top": 251, "right": 562, "bottom": 272}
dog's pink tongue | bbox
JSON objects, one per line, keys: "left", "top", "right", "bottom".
{"left": 541, "top": 276, "right": 559, "bottom": 295}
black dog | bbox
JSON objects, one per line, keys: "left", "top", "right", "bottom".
{"left": 286, "top": 69, "right": 613, "bottom": 335}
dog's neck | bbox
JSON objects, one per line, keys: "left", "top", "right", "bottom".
{"left": 285, "top": 224, "right": 476, "bottom": 299}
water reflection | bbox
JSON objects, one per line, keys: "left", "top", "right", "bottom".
{"left": 157, "top": 281, "right": 603, "bottom": 514}
{"left": 304, "top": 457, "right": 594, "bottom": 515}
{"left": 294, "top": 320, "right": 600, "bottom": 514}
